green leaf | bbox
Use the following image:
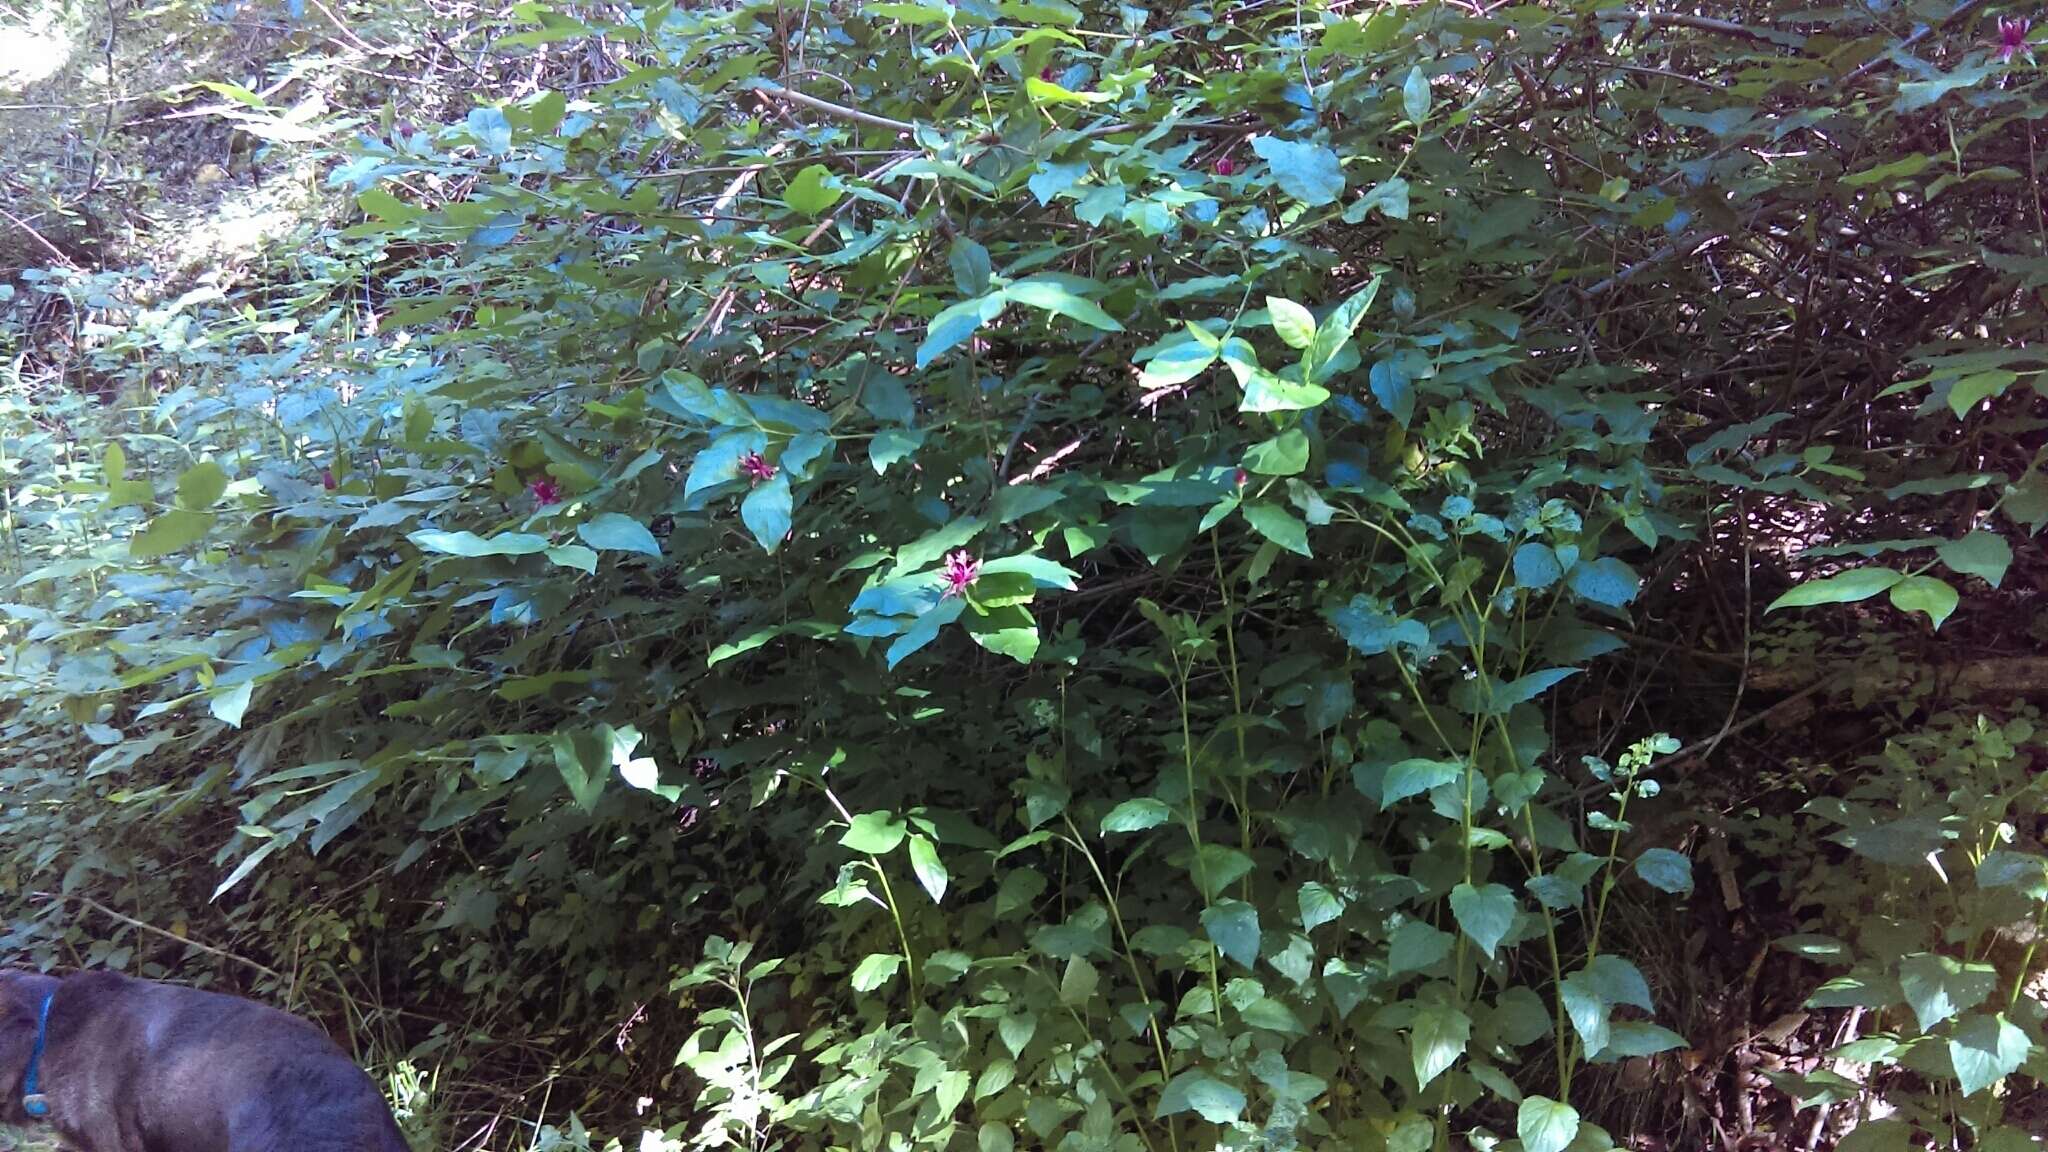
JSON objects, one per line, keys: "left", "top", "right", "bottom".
{"left": 1304, "top": 277, "right": 1380, "bottom": 381}
{"left": 917, "top": 294, "right": 1004, "bottom": 369}
{"left": 547, "top": 544, "right": 598, "bottom": 573}
{"left": 1201, "top": 899, "right": 1260, "bottom": 968}
{"left": 1025, "top": 75, "right": 1111, "bottom": 105}
{"left": 1003, "top": 280, "right": 1122, "bottom": 331}
{"left": 1897, "top": 953, "right": 1998, "bottom": 1032}
{"left": 209, "top": 681, "right": 255, "bottom": 728}
{"left": 1567, "top": 557, "right": 1639, "bottom": 608}
{"left": 850, "top": 952, "right": 902, "bottom": 992}
{"left": 551, "top": 727, "right": 610, "bottom": 812}
{"left": 1266, "top": 296, "right": 1317, "bottom": 349}
{"left": 176, "top": 460, "right": 229, "bottom": 509}
{"left": 1402, "top": 65, "right": 1430, "bottom": 124}
{"left": 1244, "top": 428, "right": 1310, "bottom": 477}
{"left": 948, "top": 236, "right": 992, "bottom": 296}
{"left": 1603, "top": 1021, "right": 1688, "bottom": 1058}
{"left": 1155, "top": 1070, "right": 1246, "bottom": 1124}
{"left": 870, "top": 427, "right": 926, "bottom": 473}
{"left": 1295, "top": 883, "right": 1347, "bottom": 936}
{"left": 841, "top": 811, "right": 908, "bottom": 854}
{"left": 1765, "top": 567, "right": 1902, "bottom": 613}
{"left": 1936, "top": 530, "right": 2012, "bottom": 588}
{"left": 1410, "top": 999, "right": 1470, "bottom": 1089}
{"left": 131, "top": 509, "right": 215, "bottom": 559}
{"left": 1514, "top": 542, "right": 1563, "bottom": 590}
{"left": 1059, "top": 955, "right": 1098, "bottom": 1005}
{"left": 1101, "top": 797, "right": 1173, "bottom": 834}
{"left": 1976, "top": 850, "right": 2048, "bottom": 898}
{"left": 741, "top": 472, "right": 793, "bottom": 552}
{"left": 1449, "top": 882, "right": 1515, "bottom": 959}
{"left": 578, "top": 513, "right": 662, "bottom": 557}
{"left": 1250, "top": 136, "right": 1345, "bottom": 207}
{"left": 1241, "top": 369, "right": 1331, "bottom": 413}
{"left": 1517, "top": 1096, "right": 1580, "bottom": 1152}
{"left": 1381, "top": 758, "right": 1462, "bottom": 808}
{"left": 1887, "top": 574, "right": 1958, "bottom": 628}
{"left": 1388, "top": 920, "right": 1454, "bottom": 974}
{"left": 1775, "top": 934, "right": 1855, "bottom": 963}
{"left": 410, "top": 529, "right": 551, "bottom": 557}
{"left": 1632, "top": 848, "right": 1694, "bottom": 896}
{"left": 782, "top": 164, "right": 845, "bottom": 217}
{"left": 909, "top": 834, "right": 948, "bottom": 903}
{"left": 1947, "top": 1013, "right": 2030, "bottom": 1096}
{"left": 1138, "top": 339, "right": 1218, "bottom": 390}
{"left": 1242, "top": 502, "right": 1310, "bottom": 557}
{"left": 1947, "top": 370, "right": 2015, "bottom": 416}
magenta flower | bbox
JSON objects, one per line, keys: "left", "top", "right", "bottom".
{"left": 738, "top": 451, "right": 778, "bottom": 485}
{"left": 530, "top": 478, "right": 562, "bottom": 506}
{"left": 320, "top": 469, "right": 337, "bottom": 491}
{"left": 1039, "top": 66, "right": 1056, "bottom": 81}
{"left": 1998, "top": 16, "right": 2031, "bottom": 62}
{"left": 939, "top": 550, "right": 981, "bottom": 599}
{"left": 1233, "top": 467, "right": 1249, "bottom": 489}
{"left": 1215, "top": 157, "right": 1236, "bottom": 176}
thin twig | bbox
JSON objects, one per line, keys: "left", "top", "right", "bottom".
{"left": 35, "top": 892, "right": 285, "bottom": 981}
{"left": 751, "top": 81, "right": 916, "bottom": 134}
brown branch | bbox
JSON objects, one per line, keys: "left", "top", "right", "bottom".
{"left": 750, "top": 81, "right": 917, "bottom": 135}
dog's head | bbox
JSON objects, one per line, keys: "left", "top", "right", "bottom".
{"left": 0, "top": 969, "right": 61, "bottom": 1122}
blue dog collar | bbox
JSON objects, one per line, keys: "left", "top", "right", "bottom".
{"left": 22, "top": 989, "right": 52, "bottom": 1118}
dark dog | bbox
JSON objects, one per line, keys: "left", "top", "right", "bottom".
{"left": 0, "top": 968, "right": 409, "bottom": 1152}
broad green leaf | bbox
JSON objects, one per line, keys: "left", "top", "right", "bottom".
{"left": 1567, "top": 557, "right": 1639, "bottom": 608}
{"left": 1101, "top": 797, "right": 1173, "bottom": 834}
{"left": 1241, "top": 369, "right": 1331, "bottom": 413}
{"left": 1897, "top": 953, "right": 1997, "bottom": 1032}
{"left": 1266, "top": 296, "right": 1317, "bottom": 349}
{"left": 917, "top": 294, "right": 1004, "bottom": 368}
{"left": 1201, "top": 899, "right": 1260, "bottom": 967}
{"left": 177, "top": 460, "right": 229, "bottom": 509}
{"left": 1155, "top": 1070, "right": 1246, "bottom": 1123}
{"left": 850, "top": 952, "right": 902, "bottom": 991}
{"left": 948, "top": 236, "right": 992, "bottom": 296}
{"left": 210, "top": 681, "right": 254, "bottom": 728}
{"left": 1517, "top": 1096, "right": 1580, "bottom": 1152}
{"left": 1765, "top": 567, "right": 1901, "bottom": 613}
{"left": 578, "top": 513, "right": 662, "bottom": 557}
{"left": 1936, "top": 530, "right": 2012, "bottom": 588}
{"left": 1025, "top": 76, "right": 1111, "bottom": 105}
{"left": 410, "top": 529, "right": 551, "bottom": 557}
{"left": 1834, "top": 1120, "right": 1915, "bottom": 1152}
{"left": 1138, "top": 339, "right": 1217, "bottom": 389}
{"left": 1402, "top": 65, "right": 1430, "bottom": 124}
{"left": 1244, "top": 428, "right": 1310, "bottom": 476}
{"left": 841, "top": 811, "right": 908, "bottom": 854}
{"left": 132, "top": 509, "right": 215, "bottom": 559}
{"left": 1059, "top": 955, "right": 1098, "bottom": 1004}
{"left": 1410, "top": 999, "right": 1470, "bottom": 1088}
{"left": 1250, "top": 136, "right": 1345, "bottom": 207}
{"left": 1449, "top": 882, "right": 1515, "bottom": 958}
{"left": 1242, "top": 502, "right": 1310, "bottom": 557}
{"left": 741, "top": 473, "right": 793, "bottom": 552}
{"left": 870, "top": 427, "right": 926, "bottom": 473}
{"left": 547, "top": 544, "right": 598, "bottom": 573}
{"left": 1003, "top": 280, "right": 1122, "bottom": 331}
{"left": 1632, "top": 848, "right": 1694, "bottom": 896}
{"left": 1976, "top": 850, "right": 2048, "bottom": 898}
{"left": 1947, "top": 1013, "right": 2029, "bottom": 1096}
{"left": 1513, "top": 542, "right": 1562, "bottom": 590}
{"left": 1298, "top": 881, "right": 1346, "bottom": 932}
{"left": 1947, "top": 370, "right": 2015, "bottom": 416}
{"left": 908, "top": 834, "right": 948, "bottom": 902}
{"left": 782, "top": 164, "right": 844, "bottom": 217}
{"left": 1388, "top": 920, "right": 1454, "bottom": 974}
{"left": 1381, "top": 758, "right": 1462, "bottom": 807}
{"left": 1603, "top": 1021, "right": 1688, "bottom": 1058}
{"left": 1304, "top": 276, "right": 1380, "bottom": 381}
{"left": 1887, "top": 574, "right": 1958, "bottom": 628}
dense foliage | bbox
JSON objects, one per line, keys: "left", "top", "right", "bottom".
{"left": 3, "top": 1, "right": 2046, "bottom": 1150}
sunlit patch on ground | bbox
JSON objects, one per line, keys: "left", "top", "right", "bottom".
{"left": 0, "top": 7, "right": 74, "bottom": 90}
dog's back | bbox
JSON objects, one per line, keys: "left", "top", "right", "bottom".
{"left": 5, "top": 970, "right": 409, "bottom": 1152}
